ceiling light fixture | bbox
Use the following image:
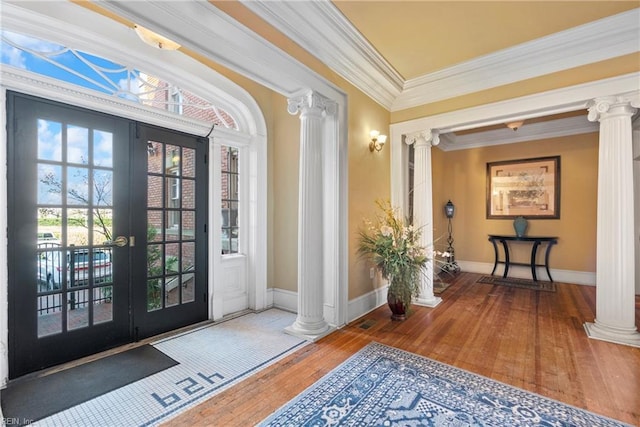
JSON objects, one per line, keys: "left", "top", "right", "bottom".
{"left": 134, "top": 25, "right": 181, "bottom": 50}
{"left": 369, "top": 130, "right": 387, "bottom": 152}
{"left": 506, "top": 120, "right": 524, "bottom": 131}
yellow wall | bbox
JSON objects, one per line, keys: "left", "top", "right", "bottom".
{"left": 201, "top": 1, "right": 616, "bottom": 292}
{"left": 431, "top": 147, "right": 449, "bottom": 250}
{"left": 434, "top": 133, "right": 599, "bottom": 273}
{"left": 204, "top": 2, "right": 393, "bottom": 296}
{"left": 186, "top": 46, "right": 391, "bottom": 296}
{"left": 270, "top": 94, "right": 301, "bottom": 292}
{"left": 185, "top": 4, "right": 602, "bottom": 295}
{"left": 86, "top": 1, "right": 606, "bottom": 299}
{"left": 347, "top": 89, "right": 391, "bottom": 299}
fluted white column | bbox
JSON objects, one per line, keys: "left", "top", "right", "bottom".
{"left": 584, "top": 93, "right": 640, "bottom": 348}
{"left": 285, "top": 91, "right": 333, "bottom": 340}
{"left": 406, "top": 130, "right": 442, "bottom": 308}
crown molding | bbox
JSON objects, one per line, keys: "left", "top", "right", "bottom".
{"left": 243, "top": 1, "right": 639, "bottom": 112}
{"left": 394, "top": 9, "right": 640, "bottom": 112}
{"left": 241, "top": 0, "right": 403, "bottom": 109}
{"left": 438, "top": 115, "right": 599, "bottom": 152}
{"left": 391, "top": 73, "right": 640, "bottom": 138}
{"left": 95, "top": 0, "right": 345, "bottom": 104}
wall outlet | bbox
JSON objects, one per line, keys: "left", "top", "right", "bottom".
{"left": 370, "top": 268, "right": 375, "bottom": 279}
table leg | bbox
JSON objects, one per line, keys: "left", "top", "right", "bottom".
{"left": 500, "top": 239, "right": 510, "bottom": 278}
{"left": 544, "top": 241, "right": 556, "bottom": 282}
{"left": 489, "top": 238, "right": 499, "bottom": 276}
{"left": 531, "top": 241, "right": 541, "bottom": 281}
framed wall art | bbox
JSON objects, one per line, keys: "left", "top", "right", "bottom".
{"left": 486, "top": 156, "right": 560, "bottom": 219}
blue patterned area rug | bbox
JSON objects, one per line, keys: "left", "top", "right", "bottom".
{"left": 259, "top": 342, "right": 629, "bottom": 427}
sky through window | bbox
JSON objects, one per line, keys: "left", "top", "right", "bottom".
{"left": 2, "top": 30, "right": 238, "bottom": 129}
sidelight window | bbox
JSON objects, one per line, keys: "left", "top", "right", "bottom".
{"left": 221, "top": 146, "right": 239, "bottom": 255}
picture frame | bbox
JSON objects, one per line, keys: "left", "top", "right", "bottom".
{"left": 486, "top": 156, "right": 560, "bottom": 219}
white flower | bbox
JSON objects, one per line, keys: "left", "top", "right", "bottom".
{"left": 380, "top": 225, "right": 393, "bottom": 237}
{"left": 409, "top": 247, "right": 424, "bottom": 258}
{"left": 402, "top": 226, "right": 409, "bottom": 239}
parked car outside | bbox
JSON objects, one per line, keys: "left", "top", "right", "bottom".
{"left": 37, "top": 243, "right": 112, "bottom": 290}
{"left": 37, "top": 232, "right": 60, "bottom": 245}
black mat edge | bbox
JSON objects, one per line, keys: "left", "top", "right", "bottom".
{"left": 1, "top": 344, "right": 178, "bottom": 424}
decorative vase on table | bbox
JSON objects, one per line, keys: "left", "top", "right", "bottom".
{"left": 513, "top": 216, "right": 528, "bottom": 237}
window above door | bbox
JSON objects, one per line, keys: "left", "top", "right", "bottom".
{"left": 1, "top": 30, "right": 238, "bottom": 130}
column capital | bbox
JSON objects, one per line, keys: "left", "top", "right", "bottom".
{"left": 405, "top": 129, "right": 440, "bottom": 147}
{"left": 587, "top": 92, "right": 640, "bottom": 122}
{"left": 287, "top": 91, "right": 337, "bottom": 116}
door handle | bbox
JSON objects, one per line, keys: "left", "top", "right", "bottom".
{"left": 113, "top": 235, "right": 128, "bottom": 247}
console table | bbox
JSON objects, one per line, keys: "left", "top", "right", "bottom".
{"left": 488, "top": 235, "right": 558, "bottom": 282}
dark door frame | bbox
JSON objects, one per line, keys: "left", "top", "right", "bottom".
{"left": 6, "top": 92, "right": 208, "bottom": 379}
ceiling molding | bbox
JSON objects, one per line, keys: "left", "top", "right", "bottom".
{"left": 95, "top": 0, "right": 345, "bottom": 103}
{"left": 394, "top": 9, "right": 640, "bottom": 111}
{"left": 245, "top": 0, "right": 639, "bottom": 112}
{"left": 241, "top": 0, "right": 403, "bottom": 109}
{"left": 391, "top": 73, "right": 640, "bottom": 138}
{"left": 438, "top": 116, "right": 599, "bottom": 152}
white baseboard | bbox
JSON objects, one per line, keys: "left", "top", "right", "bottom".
{"left": 269, "top": 285, "right": 389, "bottom": 326}
{"left": 457, "top": 260, "right": 596, "bottom": 286}
{"left": 266, "top": 287, "right": 274, "bottom": 306}
{"left": 270, "top": 288, "right": 297, "bottom": 312}
{"left": 346, "top": 285, "right": 389, "bottom": 323}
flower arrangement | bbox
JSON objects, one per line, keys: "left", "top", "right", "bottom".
{"left": 357, "top": 200, "right": 429, "bottom": 310}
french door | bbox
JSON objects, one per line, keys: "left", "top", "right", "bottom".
{"left": 7, "top": 92, "right": 208, "bottom": 379}
{"left": 131, "top": 124, "right": 208, "bottom": 339}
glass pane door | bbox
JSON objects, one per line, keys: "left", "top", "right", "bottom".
{"left": 131, "top": 125, "right": 207, "bottom": 339}
{"left": 36, "top": 121, "right": 116, "bottom": 336}
{"left": 146, "top": 142, "right": 197, "bottom": 310}
{"left": 7, "top": 93, "right": 208, "bottom": 379}
{"left": 8, "top": 92, "right": 131, "bottom": 378}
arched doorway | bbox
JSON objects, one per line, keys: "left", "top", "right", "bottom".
{"left": 1, "top": 3, "right": 268, "bottom": 379}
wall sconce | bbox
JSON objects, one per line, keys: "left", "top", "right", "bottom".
{"left": 505, "top": 120, "right": 524, "bottom": 131}
{"left": 134, "top": 25, "right": 181, "bottom": 50}
{"left": 369, "top": 130, "right": 387, "bottom": 152}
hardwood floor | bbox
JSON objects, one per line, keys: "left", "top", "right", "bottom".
{"left": 166, "top": 272, "right": 640, "bottom": 426}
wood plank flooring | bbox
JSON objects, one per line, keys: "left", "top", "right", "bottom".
{"left": 166, "top": 272, "right": 640, "bottom": 426}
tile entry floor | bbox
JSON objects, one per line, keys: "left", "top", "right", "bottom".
{"left": 32, "top": 309, "right": 307, "bottom": 427}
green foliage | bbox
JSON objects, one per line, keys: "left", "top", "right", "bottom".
{"left": 357, "top": 200, "right": 428, "bottom": 309}
{"left": 147, "top": 226, "right": 163, "bottom": 310}
{"left": 146, "top": 226, "right": 182, "bottom": 310}
{"left": 37, "top": 218, "right": 62, "bottom": 226}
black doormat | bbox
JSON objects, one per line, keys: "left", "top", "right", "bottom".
{"left": 1, "top": 344, "right": 178, "bottom": 424}
{"left": 476, "top": 275, "right": 556, "bottom": 292}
